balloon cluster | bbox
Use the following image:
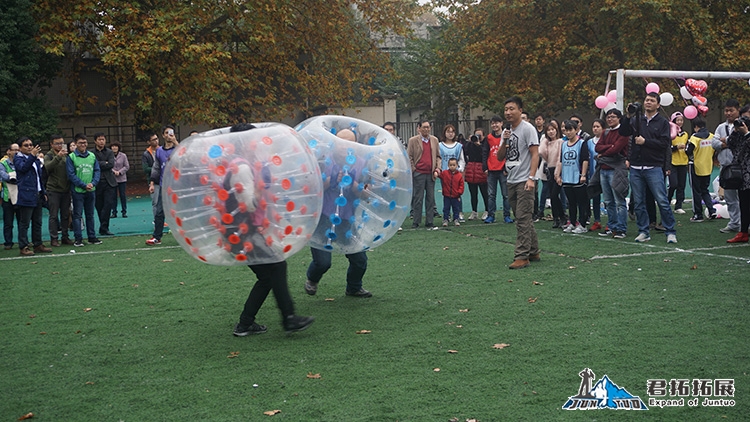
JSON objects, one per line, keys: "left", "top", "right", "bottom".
{"left": 594, "top": 90, "right": 619, "bottom": 111}
{"left": 680, "top": 78, "right": 709, "bottom": 119}
{"left": 160, "top": 117, "right": 413, "bottom": 266}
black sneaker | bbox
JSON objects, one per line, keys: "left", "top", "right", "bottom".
{"left": 233, "top": 322, "right": 267, "bottom": 336}
{"left": 345, "top": 288, "right": 372, "bottom": 298}
{"left": 598, "top": 229, "right": 613, "bottom": 237}
{"left": 74, "top": 240, "right": 85, "bottom": 247}
{"left": 88, "top": 238, "right": 103, "bottom": 245}
{"left": 284, "top": 315, "right": 315, "bottom": 333}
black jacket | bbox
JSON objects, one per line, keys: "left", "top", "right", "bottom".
{"left": 94, "top": 147, "right": 117, "bottom": 187}
{"left": 619, "top": 113, "right": 671, "bottom": 167}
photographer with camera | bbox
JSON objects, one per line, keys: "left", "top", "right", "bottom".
{"left": 725, "top": 114, "right": 750, "bottom": 243}
{"left": 14, "top": 137, "right": 52, "bottom": 256}
{"left": 619, "top": 92, "right": 677, "bottom": 244}
{"left": 712, "top": 99, "right": 742, "bottom": 234}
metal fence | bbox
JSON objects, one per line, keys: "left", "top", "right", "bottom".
{"left": 392, "top": 119, "right": 491, "bottom": 143}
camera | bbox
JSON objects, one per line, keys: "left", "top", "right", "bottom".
{"left": 627, "top": 102, "right": 642, "bottom": 115}
{"left": 470, "top": 134, "right": 479, "bottom": 143}
{"left": 733, "top": 116, "right": 750, "bottom": 128}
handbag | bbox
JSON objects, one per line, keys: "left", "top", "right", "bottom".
{"left": 719, "top": 163, "right": 742, "bottom": 190}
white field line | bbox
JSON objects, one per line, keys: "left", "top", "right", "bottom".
{"left": 0, "top": 246, "right": 182, "bottom": 262}
{"left": 590, "top": 243, "right": 749, "bottom": 262}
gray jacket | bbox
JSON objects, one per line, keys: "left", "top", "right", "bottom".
{"left": 711, "top": 122, "right": 734, "bottom": 166}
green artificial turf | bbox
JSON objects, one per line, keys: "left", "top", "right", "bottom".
{"left": 1, "top": 214, "right": 748, "bottom": 421}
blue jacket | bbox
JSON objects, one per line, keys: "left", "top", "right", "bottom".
{"left": 13, "top": 152, "right": 45, "bottom": 207}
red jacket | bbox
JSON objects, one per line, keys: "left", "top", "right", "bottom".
{"left": 439, "top": 169, "right": 465, "bottom": 199}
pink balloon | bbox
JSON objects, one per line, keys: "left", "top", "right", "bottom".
{"left": 595, "top": 95, "right": 609, "bottom": 109}
{"left": 683, "top": 105, "right": 698, "bottom": 119}
{"left": 606, "top": 90, "right": 617, "bottom": 103}
{"left": 646, "top": 82, "right": 660, "bottom": 94}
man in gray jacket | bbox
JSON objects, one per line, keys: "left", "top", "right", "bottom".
{"left": 711, "top": 99, "right": 741, "bottom": 234}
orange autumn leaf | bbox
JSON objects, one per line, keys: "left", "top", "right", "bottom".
{"left": 528, "top": 297, "right": 538, "bottom": 303}
{"left": 18, "top": 413, "right": 34, "bottom": 421}
{"left": 39, "top": 332, "right": 47, "bottom": 335}
{"left": 263, "top": 410, "right": 281, "bottom": 416}
{"left": 493, "top": 343, "right": 510, "bottom": 349}
{"left": 227, "top": 351, "right": 240, "bottom": 359}
{"left": 306, "top": 372, "right": 321, "bottom": 379}
{"left": 690, "top": 264, "right": 698, "bottom": 270}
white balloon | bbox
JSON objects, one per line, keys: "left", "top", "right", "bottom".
{"left": 680, "top": 86, "right": 693, "bottom": 100}
{"left": 603, "top": 102, "right": 616, "bottom": 112}
{"left": 660, "top": 92, "right": 674, "bottom": 106}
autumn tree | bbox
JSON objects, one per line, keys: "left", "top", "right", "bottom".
{"left": 34, "top": 0, "right": 422, "bottom": 129}
{"left": 425, "top": 0, "right": 750, "bottom": 115}
{"left": 0, "top": 0, "right": 60, "bottom": 143}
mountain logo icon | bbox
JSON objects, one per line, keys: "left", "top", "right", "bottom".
{"left": 562, "top": 368, "right": 648, "bottom": 410}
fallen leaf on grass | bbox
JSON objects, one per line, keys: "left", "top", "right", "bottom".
{"left": 31, "top": 261, "right": 38, "bottom": 264}
{"left": 532, "top": 281, "right": 543, "bottom": 285}
{"left": 29, "top": 314, "right": 36, "bottom": 319}
{"left": 75, "top": 330, "right": 81, "bottom": 334}
{"left": 447, "top": 350, "right": 458, "bottom": 354}
{"left": 263, "top": 410, "right": 281, "bottom": 416}
{"left": 467, "top": 419, "right": 478, "bottom": 422}
{"left": 493, "top": 343, "right": 510, "bottom": 349}
{"left": 443, "top": 246, "right": 449, "bottom": 250}
{"left": 433, "top": 368, "right": 441, "bottom": 372}
{"left": 507, "top": 279, "right": 513, "bottom": 283}
{"left": 568, "top": 266, "right": 576, "bottom": 269}
{"left": 179, "top": 282, "right": 185, "bottom": 285}
{"left": 528, "top": 297, "right": 538, "bottom": 303}
{"left": 227, "top": 351, "right": 240, "bottom": 359}
{"left": 51, "top": 272, "right": 59, "bottom": 275}
{"left": 17, "top": 413, "right": 33, "bottom": 420}
{"left": 355, "top": 330, "right": 371, "bottom": 334}
{"left": 132, "top": 284, "right": 139, "bottom": 288}
{"left": 162, "top": 259, "right": 174, "bottom": 262}
{"left": 324, "top": 298, "right": 335, "bottom": 301}
{"left": 449, "top": 418, "right": 459, "bottom": 422}
{"left": 663, "top": 259, "right": 671, "bottom": 262}
{"left": 83, "top": 308, "right": 93, "bottom": 312}
{"left": 459, "top": 309, "right": 469, "bottom": 313}
{"left": 306, "top": 372, "right": 321, "bottom": 379}
{"left": 39, "top": 332, "right": 47, "bottom": 335}
{"left": 690, "top": 264, "right": 698, "bottom": 270}
{"left": 455, "top": 325, "right": 463, "bottom": 328}
{"left": 85, "top": 381, "right": 95, "bottom": 385}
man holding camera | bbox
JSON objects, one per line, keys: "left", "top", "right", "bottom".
{"left": 14, "top": 137, "right": 52, "bottom": 256}
{"left": 712, "top": 99, "right": 742, "bottom": 234}
{"left": 619, "top": 92, "right": 677, "bottom": 244}
{"left": 45, "top": 134, "right": 73, "bottom": 247}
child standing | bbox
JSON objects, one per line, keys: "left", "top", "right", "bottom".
{"left": 555, "top": 120, "right": 590, "bottom": 233}
{"left": 439, "top": 158, "right": 465, "bottom": 226}
{"left": 685, "top": 117, "right": 716, "bottom": 222}
{"left": 439, "top": 125, "right": 465, "bottom": 221}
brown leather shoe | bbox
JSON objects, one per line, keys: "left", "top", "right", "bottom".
{"left": 61, "top": 238, "right": 74, "bottom": 245}
{"left": 509, "top": 259, "right": 530, "bottom": 269}
{"left": 20, "top": 246, "right": 35, "bottom": 256}
{"left": 34, "top": 244, "right": 53, "bottom": 253}
{"left": 529, "top": 254, "right": 541, "bottom": 262}
{"left": 50, "top": 239, "right": 60, "bottom": 247}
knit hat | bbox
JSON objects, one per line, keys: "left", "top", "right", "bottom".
{"left": 670, "top": 112, "right": 683, "bottom": 123}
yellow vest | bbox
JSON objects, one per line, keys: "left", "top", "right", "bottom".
{"left": 671, "top": 132, "right": 689, "bottom": 166}
{"left": 689, "top": 132, "right": 715, "bottom": 176}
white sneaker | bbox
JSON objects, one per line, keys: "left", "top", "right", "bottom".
{"left": 468, "top": 211, "right": 477, "bottom": 220}
{"left": 454, "top": 220, "right": 460, "bottom": 226}
{"left": 719, "top": 225, "right": 738, "bottom": 233}
{"left": 572, "top": 225, "right": 588, "bottom": 234}
{"left": 442, "top": 220, "right": 449, "bottom": 227}
{"left": 563, "top": 223, "right": 574, "bottom": 233}
{"left": 674, "top": 208, "right": 686, "bottom": 214}
{"left": 667, "top": 234, "right": 677, "bottom": 244}
{"left": 458, "top": 212, "right": 464, "bottom": 221}
{"left": 634, "top": 233, "right": 651, "bottom": 243}
{"left": 481, "top": 212, "right": 488, "bottom": 220}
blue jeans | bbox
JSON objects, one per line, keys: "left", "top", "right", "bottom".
{"left": 630, "top": 167, "right": 676, "bottom": 236}
{"left": 71, "top": 190, "right": 97, "bottom": 241}
{"left": 600, "top": 169, "right": 628, "bottom": 234}
{"left": 307, "top": 248, "right": 367, "bottom": 292}
{"left": 152, "top": 185, "right": 166, "bottom": 240}
{"left": 442, "top": 196, "right": 461, "bottom": 221}
{"left": 487, "top": 170, "right": 510, "bottom": 218}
